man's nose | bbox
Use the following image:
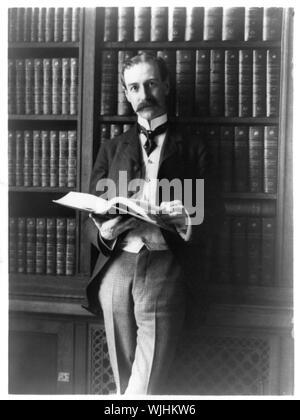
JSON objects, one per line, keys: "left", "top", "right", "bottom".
{"left": 139, "top": 85, "right": 151, "bottom": 101}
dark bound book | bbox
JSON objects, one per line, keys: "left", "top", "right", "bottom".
{"left": 247, "top": 218, "right": 262, "bottom": 285}
{"left": 45, "top": 7, "right": 55, "bottom": 42}
{"left": 245, "top": 7, "right": 263, "bottom": 41}
{"left": 111, "top": 124, "right": 123, "bottom": 139}
{"left": 41, "top": 131, "right": 50, "bottom": 187}
{"left": 176, "top": 50, "right": 195, "bottom": 116}
{"left": 59, "top": 131, "right": 68, "bottom": 187}
{"left": 23, "top": 8, "right": 32, "bottom": 43}
{"left": 253, "top": 50, "right": 267, "bottom": 117}
{"left": 67, "top": 131, "right": 77, "bottom": 188}
{"left": 8, "top": 131, "right": 16, "bottom": 187}
{"left": 30, "top": 8, "right": 39, "bottom": 42}
{"left": 103, "top": 7, "right": 118, "bottom": 42}
{"left": 16, "top": 8, "right": 25, "bottom": 42}
{"left": 249, "top": 126, "right": 264, "bottom": 193}
{"left": 222, "top": 7, "right": 245, "bottom": 41}
{"left": 36, "top": 218, "right": 46, "bottom": 274}
{"left": 169, "top": 7, "right": 186, "bottom": 42}
{"left": 63, "top": 8, "right": 72, "bottom": 42}
{"left": 34, "top": 58, "right": 43, "bottom": 115}
{"left": 239, "top": 50, "right": 253, "bottom": 117}
{"left": 157, "top": 50, "right": 176, "bottom": 116}
{"left": 100, "top": 51, "right": 118, "bottom": 116}
{"left": 43, "top": 58, "right": 52, "bottom": 115}
{"left": 185, "top": 7, "right": 204, "bottom": 41}
{"left": 267, "top": 49, "right": 281, "bottom": 117}
{"left": 231, "top": 217, "right": 247, "bottom": 284}
{"left": 54, "top": 8, "right": 64, "bottom": 42}
{"left": 234, "top": 126, "right": 249, "bottom": 192}
{"left": 215, "top": 218, "right": 231, "bottom": 284}
{"left": 16, "top": 59, "right": 25, "bottom": 115}
{"left": 225, "top": 50, "right": 239, "bottom": 117}
{"left": 206, "top": 126, "right": 220, "bottom": 174}
{"left": 210, "top": 50, "right": 225, "bottom": 117}
{"left": 46, "top": 218, "right": 56, "bottom": 275}
{"left": 15, "top": 131, "right": 24, "bottom": 187}
{"left": 26, "top": 218, "right": 36, "bottom": 274}
{"left": 264, "top": 126, "right": 278, "bottom": 194}
{"left": 263, "top": 8, "right": 283, "bottom": 41}
{"left": 50, "top": 131, "right": 59, "bottom": 187}
{"left": 52, "top": 58, "right": 62, "bottom": 115}
{"left": 8, "top": 59, "right": 16, "bottom": 115}
{"left": 118, "top": 7, "right": 134, "bottom": 42}
{"left": 151, "top": 7, "right": 168, "bottom": 42}
{"left": 62, "top": 58, "right": 71, "bottom": 115}
{"left": 204, "top": 7, "right": 223, "bottom": 41}
{"left": 9, "top": 218, "right": 18, "bottom": 273}
{"left": 220, "top": 126, "right": 233, "bottom": 192}
{"left": 33, "top": 130, "right": 41, "bottom": 187}
{"left": 261, "top": 218, "right": 276, "bottom": 285}
{"left": 195, "top": 50, "right": 210, "bottom": 116}
{"left": 72, "top": 8, "right": 81, "bottom": 42}
{"left": 118, "top": 51, "right": 134, "bottom": 116}
{"left": 134, "top": 7, "right": 151, "bottom": 42}
{"left": 8, "top": 8, "right": 17, "bottom": 43}
{"left": 25, "top": 59, "right": 34, "bottom": 115}
{"left": 17, "top": 218, "right": 26, "bottom": 274}
{"left": 225, "top": 199, "right": 276, "bottom": 217}
{"left": 70, "top": 58, "right": 79, "bottom": 116}
{"left": 56, "top": 218, "right": 67, "bottom": 275}
{"left": 38, "top": 8, "right": 46, "bottom": 43}
{"left": 99, "top": 124, "right": 111, "bottom": 149}
{"left": 24, "top": 130, "right": 33, "bottom": 187}
{"left": 66, "top": 218, "right": 76, "bottom": 276}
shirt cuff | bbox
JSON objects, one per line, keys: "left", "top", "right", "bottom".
{"left": 176, "top": 210, "right": 192, "bottom": 242}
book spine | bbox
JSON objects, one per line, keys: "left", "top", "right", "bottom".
{"left": 26, "top": 218, "right": 36, "bottom": 274}
{"left": 176, "top": 50, "right": 195, "bottom": 117}
{"left": 8, "top": 8, "right": 17, "bottom": 43}
{"left": 52, "top": 58, "right": 62, "bottom": 115}
{"left": 215, "top": 218, "right": 231, "bottom": 284}
{"left": 72, "top": 8, "right": 81, "bottom": 42}
{"left": 46, "top": 218, "right": 56, "bottom": 275}
{"left": 264, "top": 126, "right": 278, "bottom": 194}
{"left": 169, "top": 7, "right": 186, "bottom": 42}
{"left": 101, "top": 51, "right": 118, "bottom": 115}
{"left": 204, "top": 7, "right": 223, "bottom": 41}
{"left": 210, "top": 49, "right": 225, "bottom": 117}
{"left": 30, "top": 8, "right": 39, "bottom": 42}
{"left": 36, "top": 218, "right": 46, "bottom": 274}
{"left": 17, "top": 218, "right": 26, "bottom": 274}
{"left": 151, "top": 7, "right": 168, "bottom": 42}
{"left": 63, "top": 8, "right": 72, "bottom": 42}
{"left": 195, "top": 50, "right": 210, "bottom": 116}
{"left": 50, "top": 131, "right": 59, "bottom": 187}
{"left": 70, "top": 58, "right": 79, "bottom": 116}
{"left": 66, "top": 218, "right": 76, "bottom": 276}
{"left": 157, "top": 50, "right": 176, "bottom": 116}
{"left": 33, "top": 130, "right": 41, "bottom": 187}
{"left": 225, "top": 199, "right": 276, "bottom": 217}
{"left": 134, "top": 7, "right": 151, "bottom": 42}
{"left": 8, "top": 131, "right": 16, "bottom": 187}
{"left": 261, "top": 218, "right": 276, "bottom": 285}
{"left": 225, "top": 50, "right": 239, "bottom": 117}
{"left": 185, "top": 7, "right": 204, "bottom": 41}
{"left": 267, "top": 49, "right": 281, "bottom": 117}
{"left": 206, "top": 126, "right": 220, "bottom": 174}
{"left": 234, "top": 126, "right": 249, "bottom": 192}
{"left": 9, "top": 218, "right": 18, "bottom": 273}
{"left": 110, "top": 124, "right": 123, "bottom": 139}
{"left": 118, "top": 7, "right": 134, "bottom": 42}
{"left": 263, "top": 8, "right": 283, "bottom": 41}
{"left": 118, "top": 51, "right": 134, "bottom": 116}
{"left": 23, "top": 8, "right": 32, "bottom": 43}
{"left": 123, "top": 124, "right": 132, "bottom": 133}
{"left": 43, "top": 58, "right": 52, "bottom": 115}
{"left": 247, "top": 218, "right": 262, "bottom": 285}
{"left": 245, "top": 7, "right": 263, "bottom": 41}
{"left": 231, "top": 217, "right": 247, "bottom": 284}
{"left": 249, "top": 126, "right": 264, "bottom": 193}
{"left": 67, "top": 131, "right": 77, "bottom": 188}
{"left": 24, "top": 130, "right": 33, "bottom": 187}
{"left": 34, "top": 58, "right": 43, "bottom": 115}
{"left": 54, "top": 8, "right": 64, "bottom": 42}
{"left": 62, "top": 58, "right": 71, "bottom": 115}
{"left": 99, "top": 124, "right": 111, "bottom": 147}
{"left": 220, "top": 126, "right": 233, "bottom": 192}
{"left": 16, "top": 8, "right": 25, "bottom": 42}
{"left": 222, "top": 7, "right": 245, "bottom": 41}
{"left": 38, "top": 8, "right": 46, "bottom": 43}
{"left": 41, "top": 131, "right": 50, "bottom": 187}
{"left": 59, "top": 131, "right": 68, "bottom": 187}
{"left": 45, "top": 7, "right": 55, "bottom": 42}
{"left": 103, "top": 7, "right": 118, "bottom": 42}
{"left": 239, "top": 50, "right": 253, "bottom": 117}
{"left": 25, "top": 58, "right": 34, "bottom": 115}
{"left": 15, "top": 131, "right": 24, "bottom": 187}
{"left": 56, "top": 218, "right": 67, "bottom": 275}
{"left": 16, "top": 59, "right": 25, "bottom": 115}
{"left": 253, "top": 50, "right": 267, "bottom": 117}
{"left": 8, "top": 59, "right": 16, "bottom": 115}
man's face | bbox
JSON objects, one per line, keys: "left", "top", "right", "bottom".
{"left": 123, "top": 61, "right": 170, "bottom": 121}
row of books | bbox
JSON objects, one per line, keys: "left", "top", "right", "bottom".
{"left": 8, "top": 130, "right": 77, "bottom": 188}
{"left": 9, "top": 217, "right": 76, "bottom": 276}
{"left": 212, "top": 216, "right": 276, "bottom": 286}
{"left": 100, "top": 7, "right": 283, "bottom": 42}
{"left": 98, "top": 123, "right": 278, "bottom": 194}
{"left": 101, "top": 49, "right": 281, "bottom": 117}
{"left": 8, "top": 58, "right": 79, "bottom": 116}
{"left": 8, "top": 7, "right": 81, "bottom": 43}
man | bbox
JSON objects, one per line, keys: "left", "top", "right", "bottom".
{"left": 84, "top": 53, "right": 224, "bottom": 395}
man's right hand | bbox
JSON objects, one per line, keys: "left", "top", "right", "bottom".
{"left": 90, "top": 214, "right": 139, "bottom": 241}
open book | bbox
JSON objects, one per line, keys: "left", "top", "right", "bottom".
{"left": 53, "top": 192, "right": 176, "bottom": 232}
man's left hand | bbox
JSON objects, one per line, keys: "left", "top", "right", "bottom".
{"left": 158, "top": 200, "right": 187, "bottom": 231}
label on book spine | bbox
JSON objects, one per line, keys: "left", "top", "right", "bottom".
{"left": 264, "top": 126, "right": 278, "bottom": 193}
{"left": 249, "top": 126, "right": 264, "bottom": 193}
{"left": 239, "top": 50, "right": 253, "bottom": 117}
{"left": 253, "top": 50, "right": 267, "bottom": 117}
{"left": 267, "top": 49, "right": 281, "bottom": 117}
{"left": 225, "top": 50, "right": 239, "bottom": 117}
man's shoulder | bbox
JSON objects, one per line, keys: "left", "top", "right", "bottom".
{"left": 169, "top": 124, "right": 207, "bottom": 149}
{"left": 103, "top": 125, "right": 136, "bottom": 150}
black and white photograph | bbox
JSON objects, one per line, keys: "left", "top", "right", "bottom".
{"left": 1, "top": 1, "right": 297, "bottom": 401}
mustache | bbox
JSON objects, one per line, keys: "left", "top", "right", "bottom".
{"left": 136, "top": 98, "right": 159, "bottom": 112}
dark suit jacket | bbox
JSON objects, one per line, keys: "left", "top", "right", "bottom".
{"left": 84, "top": 123, "right": 225, "bottom": 316}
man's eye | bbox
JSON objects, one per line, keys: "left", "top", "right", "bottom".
{"left": 130, "top": 86, "right": 138, "bottom": 92}
{"left": 149, "top": 81, "right": 156, "bottom": 87}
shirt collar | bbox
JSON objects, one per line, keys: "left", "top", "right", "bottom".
{"left": 137, "top": 113, "right": 168, "bottom": 131}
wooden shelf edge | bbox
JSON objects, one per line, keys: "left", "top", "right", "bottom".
{"left": 8, "top": 115, "right": 78, "bottom": 121}
{"left": 8, "top": 42, "right": 80, "bottom": 49}
{"left": 9, "top": 187, "right": 75, "bottom": 193}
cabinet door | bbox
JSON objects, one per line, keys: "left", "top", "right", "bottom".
{"left": 9, "top": 316, "right": 74, "bottom": 395}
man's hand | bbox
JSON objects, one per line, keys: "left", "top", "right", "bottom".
{"left": 90, "top": 214, "right": 139, "bottom": 241}
{"left": 158, "top": 200, "right": 187, "bottom": 231}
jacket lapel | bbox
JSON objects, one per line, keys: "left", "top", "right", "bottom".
{"left": 158, "top": 125, "right": 183, "bottom": 176}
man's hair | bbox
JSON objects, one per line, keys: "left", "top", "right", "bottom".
{"left": 121, "top": 52, "right": 169, "bottom": 89}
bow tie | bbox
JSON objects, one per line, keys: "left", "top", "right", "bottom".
{"left": 137, "top": 122, "right": 168, "bottom": 156}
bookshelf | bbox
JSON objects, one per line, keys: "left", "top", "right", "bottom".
{"left": 8, "top": 7, "right": 293, "bottom": 395}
